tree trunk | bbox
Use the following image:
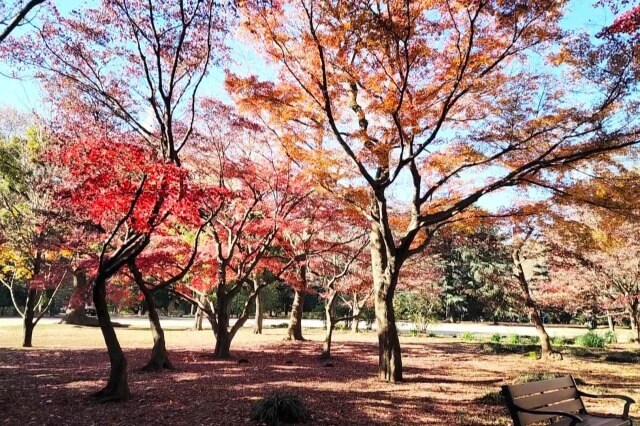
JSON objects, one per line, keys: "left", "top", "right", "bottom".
{"left": 253, "top": 285, "right": 263, "bottom": 335}
{"left": 351, "top": 294, "right": 361, "bottom": 334}
{"left": 194, "top": 307, "right": 204, "bottom": 330}
{"left": 92, "top": 276, "right": 130, "bottom": 402}
{"left": 286, "top": 289, "right": 305, "bottom": 341}
{"left": 321, "top": 292, "right": 337, "bottom": 359}
{"left": 213, "top": 292, "right": 231, "bottom": 359}
{"left": 630, "top": 301, "right": 640, "bottom": 343}
{"left": 371, "top": 228, "right": 402, "bottom": 382}
{"left": 607, "top": 310, "right": 615, "bottom": 333}
{"left": 22, "top": 288, "right": 37, "bottom": 347}
{"left": 513, "top": 250, "right": 561, "bottom": 361}
{"left": 62, "top": 270, "right": 91, "bottom": 325}
{"left": 139, "top": 285, "right": 173, "bottom": 371}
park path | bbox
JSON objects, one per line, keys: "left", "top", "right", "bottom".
{"left": 0, "top": 316, "right": 606, "bottom": 338}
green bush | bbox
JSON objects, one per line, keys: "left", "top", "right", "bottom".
{"left": 490, "top": 333, "right": 502, "bottom": 343}
{"left": 551, "top": 336, "right": 568, "bottom": 346}
{"left": 428, "top": 332, "right": 436, "bottom": 338}
{"left": 526, "top": 351, "right": 540, "bottom": 360}
{"left": 408, "top": 328, "right": 419, "bottom": 337}
{"left": 506, "top": 334, "right": 521, "bottom": 345}
{"left": 251, "top": 392, "right": 311, "bottom": 425}
{"left": 527, "top": 335, "right": 540, "bottom": 344}
{"left": 575, "top": 332, "right": 605, "bottom": 348}
{"left": 603, "top": 331, "right": 617, "bottom": 344}
{"left": 460, "top": 331, "right": 475, "bottom": 341}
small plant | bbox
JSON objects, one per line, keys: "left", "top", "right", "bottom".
{"left": 515, "top": 372, "right": 559, "bottom": 384}
{"left": 527, "top": 335, "right": 540, "bottom": 344}
{"left": 526, "top": 351, "right": 540, "bottom": 360}
{"left": 551, "top": 336, "right": 568, "bottom": 346}
{"left": 408, "top": 328, "right": 419, "bottom": 337}
{"left": 477, "top": 391, "right": 504, "bottom": 405}
{"left": 575, "top": 332, "right": 605, "bottom": 348}
{"left": 251, "top": 392, "right": 311, "bottom": 425}
{"left": 506, "top": 334, "right": 521, "bottom": 345}
{"left": 428, "top": 332, "right": 436, "bottom": 338}
{"left": 490, "top": 333, "right": 502, "bottom": 343}
{"left": 603, "top": 331, "right": 617, "bottom": 344}
{"left": 460, "top": 331, "right": 475, "bottom": 341}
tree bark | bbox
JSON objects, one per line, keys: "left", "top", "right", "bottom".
{"left": 253, "top": 284, "right": 263, "bottom": 335}
{"left": 630, "top": 300, "right": 640, "bottom": 343}
{"left": 194, "top": 307, "right": 204, "bottom": 330}
{"left": 321, "top": 291, "right": 337, "bottom": 359}
{"left": 371, "top": 227, "right": 402, "bottom": 382}
{"left": 61, "top": 270, "right": 91, "bottom": 325}
{"left": 213, "top": 290, "right": 231, "bottom": 358}
{"left": 140, "top": 285, "right": 173, "bottom": 371}
{"left": 286, "top": 289, "right": 305, "bottom": 341}
{"left": 607, "top": 310, "right": 615, "bottom": 333}
{"left": 92, "top": 276, "right": 130, "bottom": 402}
{"left": 351, "top": 293, "right": 361, "bottom": 334}
{"left": 513, "top": 250, "right": 561, "bottom": 361}
{"left": 22, "top": 288, "right": 37, "bottom": 347}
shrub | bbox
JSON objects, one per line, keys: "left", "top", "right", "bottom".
{"left": 515, "top": 372, "right": 559, "bottom": 384}
{"left": 526, "top": 351, "right": 540, "bottom": 360}
{"left": 460, "top": 331, "right": 475, "bottom": 341}
{"left": 477, "top": 391, "right": 504, "bottom": 405}
{"left": 408, "top": 328, "right": 419, "bottom": 337}
{"left": 506, "top": 334, "right": 521, "bottom": 345}
{"left": 251, "top": 392, "right": 311, "bottom": 425}
{"left": 603, "top": 331, "right": 617, "bottom": 344}
{"left": 527, "top": 335, "right": 540, "bottom": 344}
{"left": 490, "top": 333, "right": 502, "bottom": 343}
{"left": 551, "top": 336, "right": 568, "bottom": 346}
{"left": 575, "top": 332, "right": 605, "bottom": 348}
{"left": 428, "top": 332, "right": 436, "bottom": 338}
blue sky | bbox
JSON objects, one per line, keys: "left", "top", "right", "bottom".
{"left": 0, "top": 0, "right": 621, "bottom": 212}
{"left": 0, "top": 0, "right": 616, "bottom": 114}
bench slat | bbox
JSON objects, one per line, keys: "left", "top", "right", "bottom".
{"left": 508, "top": 375, "right": 575, "bottom": 398}
{"left": 517, "top": 387, "right": 581, "bottom": 409}
{"left": 517, "top": 398, "right": 584, "bottom": 425}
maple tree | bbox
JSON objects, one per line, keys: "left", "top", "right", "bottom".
{"left": 278, "top": 192, "right": 370, "bottom": 355}
{"left": 229, "top": 0, "right": 640, "bottom": 381}
{"left": 0, "top": 125, "right": 71, "bottom": 347}
{"left": 53, "top": 135, "right": 203, "bottom": 401}
{"left": 169, "top": 109, "right": 310, "bottom": 358}
{"left": 547, "top": 201, "right": 640, "bottom": 343}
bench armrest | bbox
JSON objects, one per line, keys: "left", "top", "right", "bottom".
{"left": 512, "top": 403, "right": 584, "bottom": 425}
{"left": 577, "top": 390, "right": 635, "bottom": 418}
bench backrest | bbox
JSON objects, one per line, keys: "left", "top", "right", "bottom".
{"left": 501, "top": 375, "right": 585, "bottom": 426}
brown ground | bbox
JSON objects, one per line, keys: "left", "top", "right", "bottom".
{"left": 0, "top": 323, "right": 638, "bottom": 425}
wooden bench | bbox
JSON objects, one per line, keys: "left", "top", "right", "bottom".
{"left": 501, "top": 375, "right": 635, "bottom": 426}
